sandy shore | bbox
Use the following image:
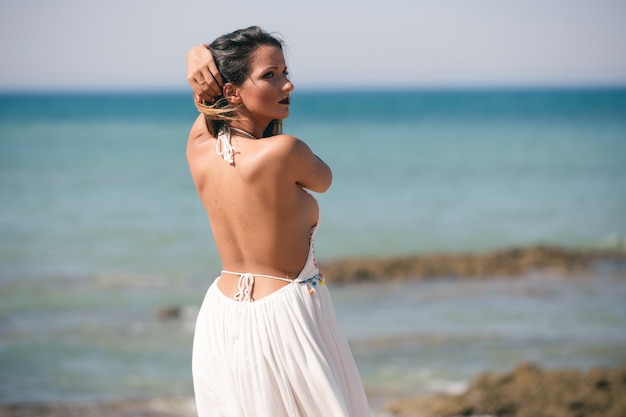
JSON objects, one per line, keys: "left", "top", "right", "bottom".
{"left": 319, "top": 245, "right": 626, "bottom": 282}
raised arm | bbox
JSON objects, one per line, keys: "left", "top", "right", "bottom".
{"left": 285, "top": 137, "right": 332, "bottom": 193}
{"left": 186, "top": 44, "right": 223, "bottom": 103}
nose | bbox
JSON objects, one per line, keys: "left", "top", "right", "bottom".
{"left": 283, "top": 79, "right": 294, "bottom": 92}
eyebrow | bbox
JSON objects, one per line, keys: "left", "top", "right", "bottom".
{"left": 260, "top": 65, "right": 288, "bottom": 72}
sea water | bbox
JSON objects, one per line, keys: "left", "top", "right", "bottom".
{"left": 1, "top": 89, "right": 625, "bottom": 405}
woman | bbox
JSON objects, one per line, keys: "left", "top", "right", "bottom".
{"left": 186, "top": 27, "right": 370, "bottom": 417}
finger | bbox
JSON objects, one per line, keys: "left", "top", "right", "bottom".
{"left": 199, "top": 67, "right": 222, "bottom": 97}
{"left": 187, "top": 71, "right": 214, "bottom": 101}
{"left": 207, "top": 61, "right": 223, "bottom": 87}
{"left": 199, "top": 71, "right": 221, "bottom": 97}
{"left": 187, "top": 73, "right": 204, "bottom": 97}
{"left": 197, "top": 91, "right": 215, "bottom": 103}
{"left": 189, "top": 78, "right": 205, "bottom": 99}
{"left": 189, "top": 78, "right": 212, "bottom": 103}
{"left": 195, "top": 78, "right": 218, "bottom": 102}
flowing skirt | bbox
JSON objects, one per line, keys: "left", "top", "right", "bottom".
{"left": 192, "top": 277, "right": 371, "bottom": 417}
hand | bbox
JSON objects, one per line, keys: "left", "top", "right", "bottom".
{"left": 186, "top": 44, "right": 223, "bottom": 103}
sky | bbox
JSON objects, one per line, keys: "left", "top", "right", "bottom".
{"left": 1, "top": 0, "right": 626, "bottom": 91}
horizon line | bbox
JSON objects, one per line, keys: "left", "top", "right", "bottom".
{"left": 2, "top": 82, "right": 626, "bottom": 95}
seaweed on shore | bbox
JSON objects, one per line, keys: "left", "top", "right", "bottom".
{"left": 319, "top": 245, "right": 626, "bottom": 282}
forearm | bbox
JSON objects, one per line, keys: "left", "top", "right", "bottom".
{"left": 186, "top": 44, "right": 222, "bottom": 102}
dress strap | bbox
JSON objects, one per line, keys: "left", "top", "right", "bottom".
{"left": 222, "top": 270, "right": 294, "bottom": 303}
{"left": 221, "top": 270, "right": 294, "bottom": 283}
{"left": 221, "top": 271, "right": 326, "bottom": 301}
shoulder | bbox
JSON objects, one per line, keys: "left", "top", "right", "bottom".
{"left": 246, "top": 134, "right": 313, "bottom": 175}
{"left": 261, "top": 134, "right": 313, "bottom": 161}
{"left": 260, "top": 134, "right": 332, "bottom": 193}
{"left": 188, "top": 115, "right": 210, "bottom": 143}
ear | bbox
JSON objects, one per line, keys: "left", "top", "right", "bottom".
{"left": 222, "top": 83, "right": 242, "bottom": 105}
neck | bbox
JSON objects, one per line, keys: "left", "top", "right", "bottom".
{"left": 230, "top": 126, "right": 258, "bottom": 140}
{"left": 231, "top": 121, "right": 265, "bottom": 139}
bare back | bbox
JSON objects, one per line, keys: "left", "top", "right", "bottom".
{"left": 186, "top": 116, "right": 332, "bottom": 293}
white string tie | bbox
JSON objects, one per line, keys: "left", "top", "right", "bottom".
{"left": 216, "top": 125, "right": 235, "bottom": 165}
{"left": 234, "top": 273, "right": 255, "bottom": 302}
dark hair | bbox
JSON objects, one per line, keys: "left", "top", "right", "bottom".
{"left": 210, "top": 26, "right": 283, "bottom": 86}
{"left": 196, "top": 26, "right": 285, "bottom": 137}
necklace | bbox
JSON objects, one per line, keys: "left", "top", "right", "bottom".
{"left": 230, "top": 127, "right": 258, "bottom": 140}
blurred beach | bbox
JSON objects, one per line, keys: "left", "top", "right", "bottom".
{"left": 1, "top": 89, "right": 625, "bottom": 415}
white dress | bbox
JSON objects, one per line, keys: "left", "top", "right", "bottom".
{"left": 192, "top": 218, "right": 371, "bottom": 416}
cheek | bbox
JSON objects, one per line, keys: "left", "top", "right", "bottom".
{"left": 246, "top": 89, "right": 267, "bottom": 104}
{"left": 242, "top": 83, "right": 276, "bottom": 106}
{"left": 259, "top": 86, "right": 277, "bottom": 102}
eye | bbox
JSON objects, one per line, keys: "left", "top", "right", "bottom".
{"left": 262, "top": 71, "right": 274, "bottom": 79}
{"left": 283, "top": 69, "right": 290, "bottom": 78}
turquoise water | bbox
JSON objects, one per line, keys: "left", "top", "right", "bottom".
{"left": 1, "top": 89, "right": 625, "bottom": 405}
{"left": 1, "top": 90, "right": 625, "bottom": 277}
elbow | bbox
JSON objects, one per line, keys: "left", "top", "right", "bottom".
{"left": 320, "top": 168, "right": 332, "bottom": 193}
{"left": 310, "top": 167, "right": 332, "bottom": 194}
